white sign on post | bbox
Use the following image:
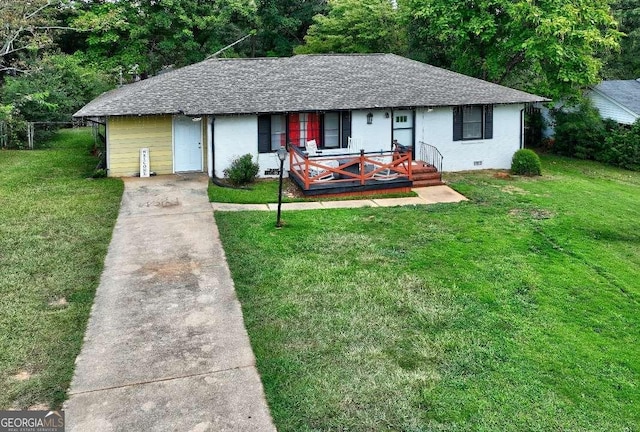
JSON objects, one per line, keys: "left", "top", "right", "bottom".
{"left": 140, "top": 148, "right": 150, "bottom": 178}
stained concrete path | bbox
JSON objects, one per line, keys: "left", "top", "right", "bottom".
{"left": 64, "top": 174, "right": 276, "bottom": 432}
{"left": 211, "top": 184, "right": 467, "bottom": 212}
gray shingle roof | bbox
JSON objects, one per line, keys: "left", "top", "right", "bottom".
{"left": 592, "top": 79, "right": 640, "bottom": 115}
{"left": 74, "top": 54, "right": 548, "bottom": 117}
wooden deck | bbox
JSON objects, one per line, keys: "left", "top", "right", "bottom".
{"left": 288, "top": 146, "right": 441, "bottom": 197}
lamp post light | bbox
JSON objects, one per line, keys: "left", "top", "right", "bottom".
{"left": 275, "top": 145, "right": 288, "bottom": 228}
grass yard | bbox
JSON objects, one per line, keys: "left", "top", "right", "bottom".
{"left": 0, "top": 129, "right": 123, "bottom": 409}
{"left": 216, "top": 155, "right": 640, "bottom": 431}
{"left": 209, "top": 178, "right": 416, "bottom": 203}
{"left": 209, "top": 178, "right": 306, "bottom": 203}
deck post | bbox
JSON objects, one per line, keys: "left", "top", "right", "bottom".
{"left": 359, "top": 149, "right": 365, "bottom": 185}
{"left": 407, "top": 149, "right": 413, "bottom": 180}
{"left": 289, "top": 144, "right": 293, "bottom": 176}
{"left": 304, "top": 154, "right": 310, "bottom": 190}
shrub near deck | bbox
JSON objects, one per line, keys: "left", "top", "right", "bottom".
{"left": 0, "top": 129, "right": 123, "bottom": 409}
{"left": 215, "top": 155, "right": 640, "bottom": 431}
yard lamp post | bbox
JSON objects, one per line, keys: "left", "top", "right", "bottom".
{"left": 275, "top": 146, "right": 288, "bottom": 228}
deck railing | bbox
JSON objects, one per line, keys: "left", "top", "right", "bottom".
{"left": 418, "top": 141, "right": 443, "bottom": 182}
{"left": 289, "top": 145, "right": 413, "bottom": 190}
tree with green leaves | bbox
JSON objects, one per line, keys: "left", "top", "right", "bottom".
{"left": 1, "top": 0, "right": 69, "bottom": 75}
{"left": 1, "top": 54, "right": 112, "bottom": 122}
{"left": 604, "top": 0, "right": 640, "bottom": 79}
{"left": 403, "top": 0, "right": 621, "bottom": 100}
{"left": 0, "top": 53, "right": 112, "bottom": 147}
{"left": 256, "top": 0, "right": 328, "bottom": 56}
{"left": 295, "top": 0, "right": 405, "bottom": 54}
{"left": 71, "top": 0, "right": 258, "bottom": 79}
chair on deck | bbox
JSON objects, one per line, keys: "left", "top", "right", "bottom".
{"left": 367, "top": 154, "right": 399, "bottom": 181}
{"left": 347, "top": 137, "right": 363, "bottom": 152}
{"left": 305, "top": 140, "right": 338, "bottom": 181}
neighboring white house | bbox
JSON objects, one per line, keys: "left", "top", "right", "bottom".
{"left": 587, "top": 79, "right": 640, "bottom": 125}
{"left": 74, "top": 54, "right": 547, "bottom": 178}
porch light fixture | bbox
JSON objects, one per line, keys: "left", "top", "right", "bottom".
{"left": 275, "top": 146, "right": 288, "bottom": 228}
{"left": 367, "top": 112, "right": 373, "bottom": 124}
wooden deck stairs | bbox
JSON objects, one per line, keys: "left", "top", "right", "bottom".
{"left": 395, "top": 142, "right": 445, "bottom": 187}
{"left": 395, "top": 160, "right": 444, "bottom": 187}
{"left": 411, "top": 161, "right": 444, "bottom": 187}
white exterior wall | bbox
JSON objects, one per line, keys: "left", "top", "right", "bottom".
{"left": 213, "top": 115, "right": 258, "bottom": 178}
{"left": 211, "top": 106, "right": 526, "bottom": 177}
{"left": 213, "top": 115, "right": 285, "bottom": 178}
{"left": 588, "top": 91, "right": 639, "bottom": 125}
{"left": 416, "top": 104, "right": 524, "bottom": 172}
{"left": 351, "top": 109, "right": 393, "bottom": 152}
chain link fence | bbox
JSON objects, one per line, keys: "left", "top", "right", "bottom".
{"left": 0, "top": 119, "right": 89, "bottom": 150}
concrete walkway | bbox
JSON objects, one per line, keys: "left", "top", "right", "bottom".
{"left": 65, "top": 174, "right": 276, "bottom": 432}
{"left": 211, "top": 184, "right": 467, "bottom": 212}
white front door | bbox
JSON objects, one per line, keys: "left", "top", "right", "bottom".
{"left": 174, "top": 116, "right": 202, "bottom": 172}
{"left": 392, "top": 110, "right": 414, "bottom": 149}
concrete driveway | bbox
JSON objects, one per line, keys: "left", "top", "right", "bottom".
{"left": 64, "top": 174, "right": 276, "bottom": 431}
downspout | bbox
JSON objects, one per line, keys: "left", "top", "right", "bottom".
{"left": 105, "top": 117, "right": 110, "bottom": 175}
{"left": 520, "top": 107, "right": 526, "bottom": 149}
{"left": 390, "top": 109, "right": 394, "bottom": 150}
{"left": 411, "top": 108, "right": 416, "bottom": 159}
{"left": 208, "top": 116, "right": 214, "bottom": 177}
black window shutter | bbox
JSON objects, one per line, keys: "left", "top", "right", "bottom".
{"left": 484, "top": 105, "right": 493, "bottom": 139}
{"left": 453, "top": 107, "right": 463, "bottom": 141}
{"left": 341, "top": 111, "right": 351, "bottom": 148}
{"left": 258, "top": 115, "right": 271, "bottom": 153}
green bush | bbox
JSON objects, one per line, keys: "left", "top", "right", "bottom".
{"left": 223, "top": 154, "right": 260, "bottom": 186}
{"left": 549, "top": 100, "right": 640, "bottom": 171}
{"left": 603, "top": 120, "right": 640, "bottom": 171}
{"left": 511, "top": 149, "right": 542, "bottom": 176}
{"left": 551, "top": 101, "right": 610, "bottom": 159}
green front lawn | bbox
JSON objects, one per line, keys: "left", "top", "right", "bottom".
{"left": 208, "top": 178, "right": 416, "bottom": 203}
{"left": 209, "top": 178, "right": 306, "bottom": 203}
{"left": 216, "top": 155, "right": 640, "bottom": 431}
{"left": 0, "top": 129, "right": 123, "bottom": 409}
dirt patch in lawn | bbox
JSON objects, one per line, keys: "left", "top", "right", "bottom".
{"left": 509, "top": 208, "right": 555, "bottom": 220}
{"left": 12, "top": 371, "right": 32, "bottom": 381}
{"left": 502, "top": 185, "right": 528, "bottom": 195}
{"left": 48, "top": 298, "right": 68, "bottom": 308}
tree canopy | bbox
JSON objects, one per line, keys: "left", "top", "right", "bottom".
{"left": 257, "top": 0, "right": 328, "bottom": 56}
{"left": 295, "top": 0, "right": 404, "bottom": 55}
{"left": 71, "top": 0, "right": 259, "bottom": 78}
{"left": 1, "top": 0, "right": 68, "bottom": 74}
{"left": 402, "top": 0, "right": 621, "bottom": 100}
{"left": 291, "top": 0, "right": 622, "bottom": 100}
{"left": 1, "top": 54, "right": 112, "bottom": 122}
{"left": 604, "top": 0, "right": 640, "bottom": 79}
{"left": 0, "top": 0, "right": 630, "bottom": 134}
